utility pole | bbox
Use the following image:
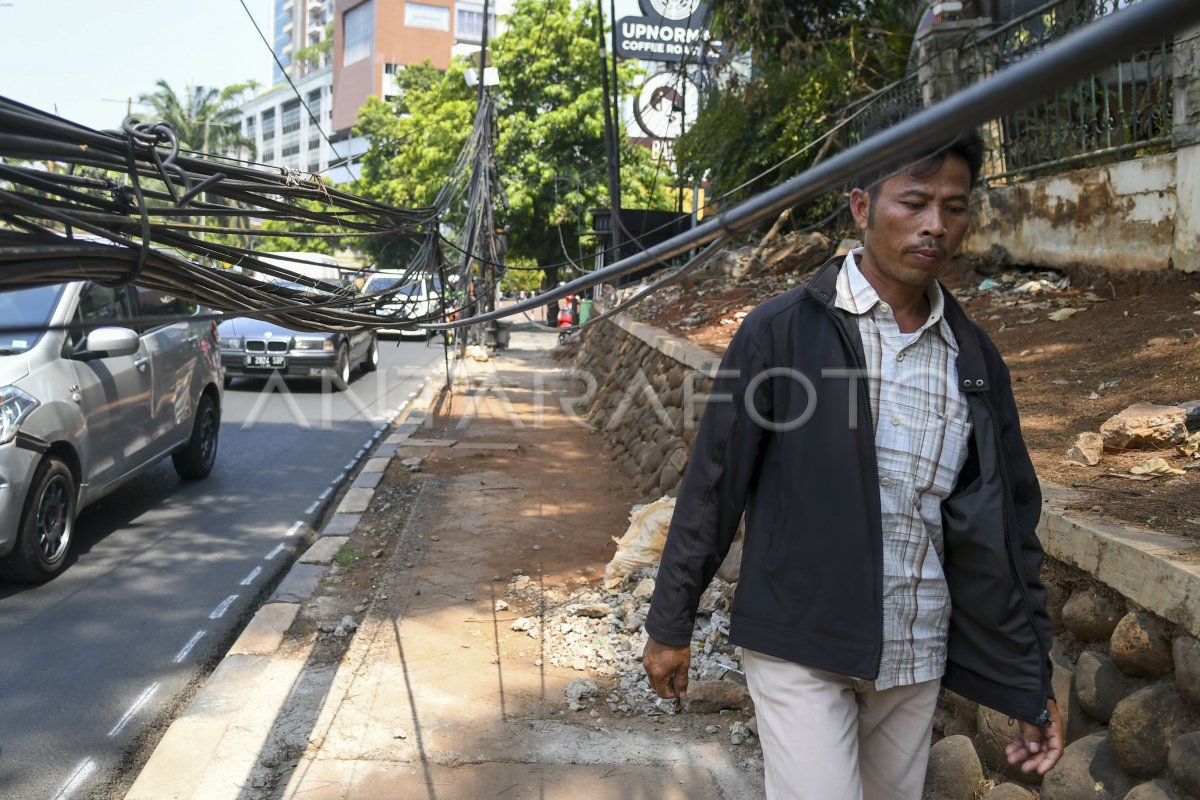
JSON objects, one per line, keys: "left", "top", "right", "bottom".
{"left": 595, "top": 0, "right": 622, "bottom": 264}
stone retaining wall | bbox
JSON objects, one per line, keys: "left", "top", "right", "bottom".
{"left": 570, "top": 315, "right": 1200, "bottom": 800}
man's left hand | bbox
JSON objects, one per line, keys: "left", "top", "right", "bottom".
{"left": 1005, "top": 698, "right": 1064, "bottom": 775}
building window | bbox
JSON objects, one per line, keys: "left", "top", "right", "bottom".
{"left": 455, "top": 7, "right": 495, "bottom": 41}
{"left": 244, "top": 115, "right": 257, "bottom": 160}
{"left": 343, "top": 0, "right": 374, "bottom": 67}
{"left": 281, "top": 100, "right": 302, "bottom": 166}
{"left": 406, "top": 2, "right": 450, "bottom": 31}
{"left": 307, "top": 89, "right": 322, "bottom": 153}
{"left": 261, "top": 108, "right": 276, "bottom": 163}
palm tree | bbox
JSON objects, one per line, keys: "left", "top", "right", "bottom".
{"left": 137, "top": 79, "right": 259, "bottom": 157}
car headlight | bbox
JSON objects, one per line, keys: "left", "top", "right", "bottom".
{"left": 0, "top": 386, "right": 40, "bottom": 446}
{"left": 223, "top": 336, "right": 242, "bottom": 349}
{"left": 293, "top": 338, "right": 333, "bottom": 351}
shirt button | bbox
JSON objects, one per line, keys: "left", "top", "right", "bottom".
{"left": 880, "top": 476, "right": 891, "bottom": 486}
{"left": 878, "top": 303, "right": 891, "bottom": 315}
{"left": 891, "top": 415, "right": 902, "bottom": 426}
{"left": 897, "top": 352, "right": 906, "bottom": 362}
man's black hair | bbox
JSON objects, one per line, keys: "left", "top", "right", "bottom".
{"left": 855, "top": 104, "right": 986, "bottom": 190}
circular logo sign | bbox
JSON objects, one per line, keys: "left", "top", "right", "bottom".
{"left": 633, "top": 71, "right": 700, "bottom": 140}
{"left": 649, "top": 0, "right": 704, "bottom": 21}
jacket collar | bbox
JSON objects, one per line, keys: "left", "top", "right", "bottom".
{"left": 806, "top": 254, "right": 991, "bottom": 393}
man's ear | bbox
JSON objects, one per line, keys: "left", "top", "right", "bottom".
{"left": 850, "top": 187, "right": 871, "bottom": 231}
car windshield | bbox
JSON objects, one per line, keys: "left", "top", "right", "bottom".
{"left": 269, "top": 277, "right": 340, "bottom": 297}
{"left": 366, "top": 277, "right": 418, "bottom": 296}
{"left": 0, "top": 284, "right": 67, "bottom": 354}
{"left": 365, "top": 276, "right": 441, "bottom": 296}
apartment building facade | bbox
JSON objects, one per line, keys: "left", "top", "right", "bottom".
{"left": 241, "top": 0, "right": 509, "bottom": 185}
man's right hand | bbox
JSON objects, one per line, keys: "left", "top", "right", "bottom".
{"left": 642, "top": 636, "right": 691, "bottom": 700}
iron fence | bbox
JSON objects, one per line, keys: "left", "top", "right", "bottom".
{"left": 959, "top": 0, "right": 1174, "bottom": 182}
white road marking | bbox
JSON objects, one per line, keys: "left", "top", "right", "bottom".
{"left": 209, "top": 594, "right": 238, "bottom": 619}
{"left": 373, "top": 428, "right": 384, "bottom": 439}
{"left": 343, "top": 461, "right": 356, "bottom": 471}
{"left": 107, "top": 682, "right": 160, "bottom": 737}
{"left": 318, "top": 487, "right": 331, "bottom": 501}
{"left": 305, "top": 500, "right": 320, "bottom": 515}
{"left": 356, "top": 447, "right": 367, "bottom": 459}
{"left": 285, "top": 521, "right": 303, "bottom": 537}
{"left": 174, "top": 631, "right": 206, "bottom": 663}
{"left": 331, "top": 472, "right": 345, "bottom": 485}
{"left": 240, "top": 566, "right": 263, "bottom": 586}
{"left": 53, "top": 757, "right": 97, "bottom": 800}
{"left": 265, "top": 544, "right": 286, "bottom": 560}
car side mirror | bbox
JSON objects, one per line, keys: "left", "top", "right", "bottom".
{"left": 78, "top": 327, "right": 140, "bottom": 360}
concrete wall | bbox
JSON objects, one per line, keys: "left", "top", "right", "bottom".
{"left": 964, "top": 152, "right": 1181, "bottom": 272}
{"left": 921, "top": 20, "right": 1200, "bottom": 274}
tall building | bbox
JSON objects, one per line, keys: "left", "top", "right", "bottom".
{"left": 242, "top": 0, "right": 510, "bottom": 185}
{"left": 272, "top": 0, "right": 334, "bottom": 83}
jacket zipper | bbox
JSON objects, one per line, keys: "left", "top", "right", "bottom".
{"left": 828, "top": 307, "right": 884, "bottom": 678}
{"left": 980, "top": 393, "right": 1051, "bottom": 724}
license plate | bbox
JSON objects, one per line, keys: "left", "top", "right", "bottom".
{"left": 245, "top": 355, "right": 286, "bottom": 368}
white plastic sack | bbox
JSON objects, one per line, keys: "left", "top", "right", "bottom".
{"left": 604, "top": 496, "right": 676, "bottom": 589}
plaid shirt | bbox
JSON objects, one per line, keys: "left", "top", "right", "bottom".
{"left": 835, "top": 251, "right": 972, "bottom": 690}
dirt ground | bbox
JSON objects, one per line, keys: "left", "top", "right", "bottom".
{"left": 633, "top": 255, "right": 1200, "bottom": 539}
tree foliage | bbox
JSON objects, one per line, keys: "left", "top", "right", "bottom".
{"left": 137, "top": 79, "right": 259, "bottom": 157}
{"left": 355, "top": 0, "right": 675, "bottom": 273}
{"left": 676, "top": 0, "right": 917, "bottom": 212}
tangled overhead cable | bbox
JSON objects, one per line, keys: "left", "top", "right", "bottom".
{"left": 0, "top": 95, "right": 443, "bottom": 332}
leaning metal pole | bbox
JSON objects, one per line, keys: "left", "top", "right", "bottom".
{"left": 428, "top": 0, "right": 1200, "bottom": 331}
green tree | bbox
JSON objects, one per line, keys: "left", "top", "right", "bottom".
{"left": 355, "top": 0, "right": 674, "bottom": 275}
{"left": 676, "top": 0, "right": 916, "bottom": 212}
{"left": 491, "top": 0, "right": 673, "bottom": 269}
{"left": 137, "top": 79, "right": 260, "bottom": 157}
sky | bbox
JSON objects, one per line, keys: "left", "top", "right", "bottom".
{"left": 0, "top": 0, "right": 275, "bottom": 131}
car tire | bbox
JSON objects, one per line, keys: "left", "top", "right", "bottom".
{"left": 362, "top": 336, "right": 379, "bottom": 373}
{"left": 1, "top": 456, "right": 76, "bottom": 583}
{"left": 223, "top": 375, "right": 234, "bottom": 389}
{"left": 172, "top": 394, "right": 219, "bottom": 479}
{"left": 333, "top": 344, "right": 351, "bottom": 391}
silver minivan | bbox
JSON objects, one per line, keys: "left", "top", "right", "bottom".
{"left": 0, "top": 280, "right": 223, "bottom": 582}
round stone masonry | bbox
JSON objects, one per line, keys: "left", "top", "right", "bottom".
{"left": 1167, "top": 730, "right": 1200, "bottom": 798}
{"left": 922, "top": 734, "right": 984, "bottom": 800}
{"left": 976, "top": 705, "right": 1042, "bottom": 785}
{"left": 1062, "top": 590, "right": 1125, "bottom": 642}
{"left": 1038, "top": 733, "right": 1137, "bottom": 800}
{"left": 1110, "top": 610, "right": 1174, "bottom": 678}
{"left": 1175, "top": 635, "right": 1200, "bottom": 711}
{"left": 1075, "top": 651, "right": 1138, "bottom": 723}
{"left": 1108, "top": 683, "right": 1200, "bottom": 778}
{"left": 1124, "top": 779, "right": 1181, "bottom": 800}
{"left": 983, "top": 784, "right": 1035, "bottom": 799}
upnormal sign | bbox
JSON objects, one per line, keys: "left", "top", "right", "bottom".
{"left": 615, "top": 0, "right": 722, "bottom": 64}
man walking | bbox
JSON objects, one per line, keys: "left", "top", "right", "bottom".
{"left": 642, "top": 107, "right": 1063, "bottom": 799}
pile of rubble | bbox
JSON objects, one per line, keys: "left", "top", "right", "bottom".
{"left": 498, "top": 565, "right": 750, "bottom": 720}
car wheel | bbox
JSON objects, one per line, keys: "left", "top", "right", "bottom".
{"left": 223, "top": 374, "right": 234, "bottom": 389}
{"left": 362, "top": 336, "right": 379, "bottom": 373}
{"left": 172, "top": 394, "right": 219, "bottom": 479}
{"left": 1, "top": 456, "right": 76, "bottom": 583}
{"left": 333, "top": 344, "right": 351, "bottom": 391}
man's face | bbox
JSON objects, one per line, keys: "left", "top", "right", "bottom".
{"left": 850, "top": 154, "right": 972, "bottom": 289}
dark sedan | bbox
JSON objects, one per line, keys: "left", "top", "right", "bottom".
{"left": 217, "top": 316, "right": 378, "bottom": 390}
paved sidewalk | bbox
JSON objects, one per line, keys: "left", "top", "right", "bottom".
{"left": 126, "top": 327, "right": 763, "bottom": 800}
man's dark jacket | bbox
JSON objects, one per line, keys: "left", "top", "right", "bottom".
{"left": 645, "top": 257, "right": 1055, "bottom": 725}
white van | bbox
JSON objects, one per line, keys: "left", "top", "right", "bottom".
{"left": 251, "top": 252, "right": 344, "bottom": 286}
{"left": 0, "top": 280, "right": 223, "bottom": 582}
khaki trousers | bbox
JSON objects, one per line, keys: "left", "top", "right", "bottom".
{"left": 743, "top": 649, "right": 941, "bottom": 800}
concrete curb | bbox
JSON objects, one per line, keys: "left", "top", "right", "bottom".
{"left": 125, "top": 369, "right": 442, "bottom": 800}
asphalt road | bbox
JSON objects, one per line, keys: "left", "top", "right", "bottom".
{"left": 0, "top": 336, "right": 446, "bottom": 800}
